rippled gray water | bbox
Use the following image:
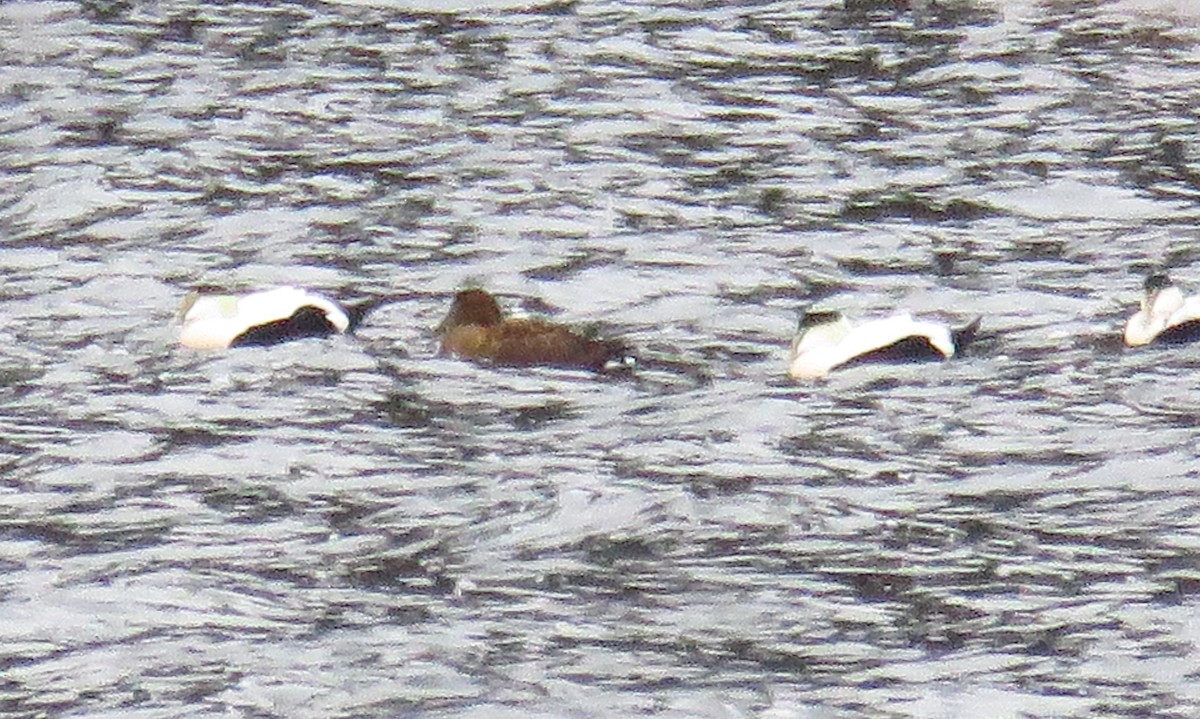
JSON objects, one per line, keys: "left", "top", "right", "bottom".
{"left": 4, "top": 0, "right": 1200, "bottom": 717}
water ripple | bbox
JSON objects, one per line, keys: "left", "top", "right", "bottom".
{"left": 4, "top": 1, "right": 1200, "bottom": 717}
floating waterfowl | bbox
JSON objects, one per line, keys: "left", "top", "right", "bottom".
{"left": 788, "top": 310, "right": 981, "bottom": 380}
{"left": 436, "top": 288, "right": 631, "bottom": 371}
{"left": 179, "top": 286, "right": 369, "bottom": 349}
{"left": 1123, "top": 273, "right": 1200, "bottom": 347}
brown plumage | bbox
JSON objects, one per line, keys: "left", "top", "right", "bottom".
{"left": 436, "top": 289, "right": 631, "bottom": 371}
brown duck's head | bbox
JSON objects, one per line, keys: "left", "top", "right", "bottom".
{"left": 437, "top": 289, "right": 504, "bottom": 335}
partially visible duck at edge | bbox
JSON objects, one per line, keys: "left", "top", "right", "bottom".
{"left": 436, "top": 288, "right": 632, "bottom": 371}
{"left": 179, "top": 286, "right": 373, "bottom": 349}
{"left": 1123, "top": 273, "right": 1200, "bottom": 347}
{"left": 788, "top": 309, "right": 981, "bottom": 380}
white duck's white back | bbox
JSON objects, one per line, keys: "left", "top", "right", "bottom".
{"left": 789, "top": 313, "right": 955, "bottom": 379}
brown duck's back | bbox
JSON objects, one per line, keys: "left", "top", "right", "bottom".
{"left": 436, "top": 288, "right": 631, "bottom": 371}
{"left": 441, "top": 318, "right": 627, "bottom": 370}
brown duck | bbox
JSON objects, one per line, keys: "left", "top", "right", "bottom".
{"left": 436, "top": 289, "right": 631, "bottom": 371}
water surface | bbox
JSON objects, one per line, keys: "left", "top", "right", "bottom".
{"left": 3, "top": 0, "right": 1200, "bottom": 717}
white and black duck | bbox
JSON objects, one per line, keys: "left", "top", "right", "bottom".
{"left": 1123, "top": 273, "right": 1200, "bottom": 347}
{"left": 788, "top": 309, "right": 981, "bottom": 380}
{"left": 178, "top": 286, "right": 371, "bottom": 349}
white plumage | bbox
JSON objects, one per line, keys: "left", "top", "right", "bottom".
{"left": 1124, "top": 274, "right": 1200, "bottom": 347}
{"left": 179, "top": 287, "right": 352, "bottom": 350}
{"left": 788, "top": 311, "right": 974, "bottom": 380}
